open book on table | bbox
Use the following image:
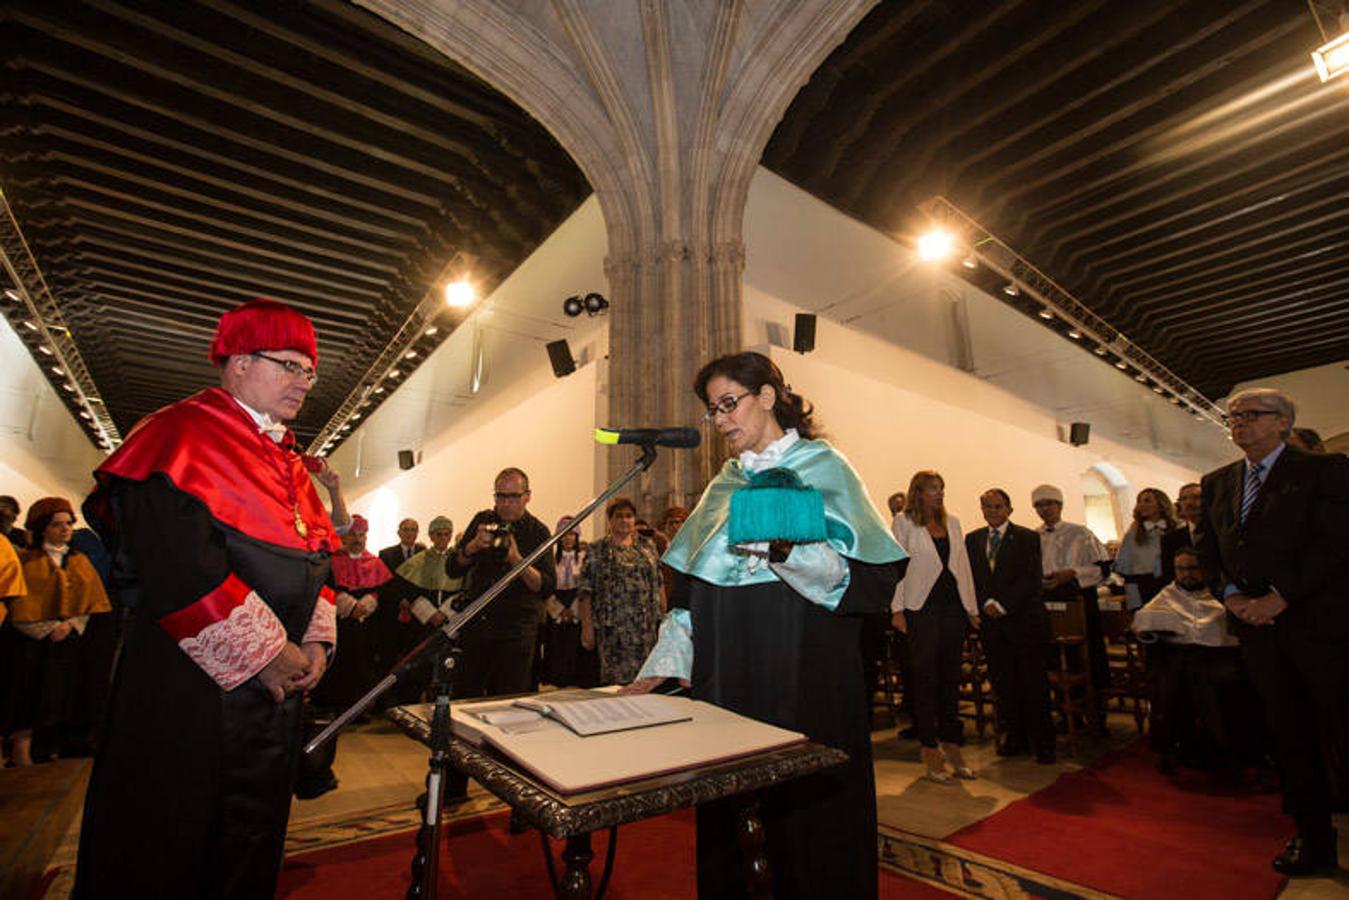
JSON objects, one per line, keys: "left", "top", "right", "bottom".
{"left": 445, "top": 689, "right": 807, "bottom": 794}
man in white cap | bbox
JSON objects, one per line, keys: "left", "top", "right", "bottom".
{"left": 1031, "top": 483, "right": 1110, "bottom": 733}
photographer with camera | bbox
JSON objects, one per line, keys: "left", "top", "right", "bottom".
{"left": 448, "top": 467, "right": 556, "bottom": 699}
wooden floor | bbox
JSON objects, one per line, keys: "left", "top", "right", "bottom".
{"left": 33, "top": 712, "right": 1349, "bottom": 898}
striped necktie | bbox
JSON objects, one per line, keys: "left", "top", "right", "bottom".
{"left": 1240, "top": 462, "right": 1264, "bottom": 523}
{"left": 987, "top": 529, "right": 1001, "bottom": 571}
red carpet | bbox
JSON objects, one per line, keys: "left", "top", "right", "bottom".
{"left": 947, "top": 742, "right": 1290, "bottom": 899}
{"left": 278, "top": 808, "right": 956, "bottom": 898}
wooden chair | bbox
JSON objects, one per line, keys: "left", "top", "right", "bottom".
{"left": 958, "top": 628, "right": 993, "bottom": 741}
{"left": 1100, "top": 607, "right": 1149, "bottom": 735}
{"left": 1045, "top": 599, "right": 1100, "bottom": 757}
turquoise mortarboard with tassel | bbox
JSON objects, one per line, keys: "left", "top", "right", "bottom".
{"left": 727, "top": 467, "right": 829, "bottom": 545}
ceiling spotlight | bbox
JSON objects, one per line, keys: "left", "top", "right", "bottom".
{"left": 387, "top": 368, "right": 401, "bottom": 379}
{"left": 1135, "top": 374, "right": 1149, "bottom": 383}
{"left": 62, "top": 382, "right": 75, "bottom": 392}
{"left": 38, "top": 345, "right": 54, "bottom": 356}
{"left": 51, "top": 366, "right": 63, "bottom": 375}
{"left": 1093, "top": 346, "right": 1108, "bottom": 356}
{"left": 404, "top": 350, "right": 418, "bottom": 359}
{"left": 1152, "top": 386, "right": 1166, "bottom": 395}
{"left": 1312, "top": 28, "right": 1349, "bottom": 82}
{"left": 1002, "top": 283, "right": 1020, "bottom": 297}
{"left": 1037, "top": 308, "right": 1053, "bottom": 320}
{"left": 78, "top": 410, "right": 92, "bottom": 420}
{"left": 373, "top": 385, "right": 385, "bottom": 394}
{"left": 350, "top": 413, "right": 362, "bottom": 421}
{"left": 917, "top": 229, "right": 955, "bottom": 262}
{"left": 583, "top": 292, "right": 609, "bottom": 316}
{"left": 3, "top": 289, "right": 19, "bottom": 302}
{"left": 1115, "top": 361, "right": 1129, "bottom": 370}
{"left": 1067, "top": 329, "right": 1082, "bottom": 340}
{"left": 1170, "top": 397, "right": 1182, "bottom": 405}
{"left": 961, "top": 254, "right": 977, "bottom": 270}
{"left": 88, "top": 396, "right": 103, "bottom": 404}
{"left": 444, "top": 278, "right": 476, "bottom": 308}
{"left": 424, "top": 326, "right": 438, "bottom": 336}
{"left": 22, "top": 320, "right": 38, "bottom": 331}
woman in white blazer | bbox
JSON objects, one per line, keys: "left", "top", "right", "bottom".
{"left": 891, "top": 470, "right": 980, "bottom": 783}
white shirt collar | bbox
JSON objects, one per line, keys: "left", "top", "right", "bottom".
{"left": 739, "top": 428, "right": 800, "bottom": 473}
{"left": 1247, "top": 442, "right": 1284, "bottom": 477}
{"left": 43, "top": 541, "right": 68, "bottom": 564}
{"left": 230, "top": 394, "right": 287, "bottom": 443}
{"left": 989, "top": 522, "right": 1008, "bottom": 537}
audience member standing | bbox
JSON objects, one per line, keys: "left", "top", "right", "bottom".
{"left": 966, "top": 489, "right": 1055, "bottom": 764}
{"left": 1161, "top": 483, "right": 1201, "bottom": 584}
{"left": 891, "top": 471, "right": 979, "bottom": 783}
{"left": 1032, "top": 484, "right": 1110, "bottom": 732}
{"left": 1113, "top": 488, "right": 1178, "bottom": 609}
{"left": 0, "top": 495, "right": 26, "bottom": 548}
{"left": 390, "top": 516, "right": 462, "bottom": 704}
{"left": 1197, "top": 387, "right": 1348, "bottom": 876}
{"left": 578, "top": 498, "right": 663, "bottom": 684}
{"left": 379, "top": 518, "right": 425, "bottom": 568}
{"left": 1, "top": 498, "right": 111, "bottom": 766}
{"left": 315, "top": 515, "right": 392, "bottom": 710}
{"left": 540, "top": 518, "right": 596, "bottom": 687}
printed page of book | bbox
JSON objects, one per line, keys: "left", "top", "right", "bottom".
{"left": 513, "top": 691, "right": 692, "bottom": 736}
{"left": 449, "top": 694, "right": 806, "bottom": 794}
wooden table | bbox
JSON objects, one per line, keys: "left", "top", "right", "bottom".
{"left": 388, "top": 703, "right": 846, "bottom": 899}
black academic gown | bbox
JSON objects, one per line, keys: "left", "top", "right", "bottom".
{"left": 677, "top": 556, "right": 900, "bottom": 900}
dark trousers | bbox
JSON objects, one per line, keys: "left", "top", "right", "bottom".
{"left": 1148, "top": 643, "right": 1265, "bottom": 764}
{"left": 1239, "top": 618, "right": 1347, "bottom": 834}
{"left": 906, "top": 593, "right": 966, "bottom": 748}
{"left": 444, "top": 622, "right": 540, "bottom": 797}
{"left": 983, "top": 617, "right": 1054, "bottom": 753}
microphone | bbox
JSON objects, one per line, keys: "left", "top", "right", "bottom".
{"left": 594, "top": 427, "right": 701, "bottom": 449}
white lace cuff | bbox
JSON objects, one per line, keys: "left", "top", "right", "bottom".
{"left": 636, "top": 608, "right": 693, "bottom": 681}
{"left": 769, "top": 542, "right": 849, "bottom": 611}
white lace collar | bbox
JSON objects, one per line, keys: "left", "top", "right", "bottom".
{"left": 739, "top": 428, "right": 800, "bottom": 474}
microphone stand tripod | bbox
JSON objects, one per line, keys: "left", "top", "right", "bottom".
{"left": 305, "top": 442, "right": 661, "bottom": 899}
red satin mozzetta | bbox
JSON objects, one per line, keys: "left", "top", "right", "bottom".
{"left": 94, "top": 387, "right": 336, "bottom": 554}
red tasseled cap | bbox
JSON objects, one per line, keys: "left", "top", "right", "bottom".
{"left": 208, "top": 298, "right": 318, "bottom": 366}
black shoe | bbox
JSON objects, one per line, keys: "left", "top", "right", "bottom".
{"left": 1272, "top": 831, "right": 1338, "bottom": 876}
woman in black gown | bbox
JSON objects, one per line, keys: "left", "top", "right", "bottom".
{"left": 627, "top": 352, "right": 907, "bottom": 899}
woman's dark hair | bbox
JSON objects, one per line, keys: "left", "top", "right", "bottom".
{"left": 693, "top": 351, "right": 818, "bottom": 439}
{"left": 555, "top": 528, "right": 580, "bottom": 559}
{"left": 606, "top": 497, "right": 637, "bottom": 519}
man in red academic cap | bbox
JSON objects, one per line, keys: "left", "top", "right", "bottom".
{"left": 74, "top": 299, "right": 341, "bottom": 899}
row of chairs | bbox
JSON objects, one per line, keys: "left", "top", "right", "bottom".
{"left": 871, "top": 602, "right": 1151, "bottom": 757}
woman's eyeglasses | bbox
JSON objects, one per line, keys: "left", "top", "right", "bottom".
{"left": 703, "top": 390, "right": 754, "bottom": 421}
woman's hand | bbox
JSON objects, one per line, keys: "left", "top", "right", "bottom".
{"left": 580, "top": 622, "right": 595, "bottom": 651}
{"left": 890, "top": 611, "right": 907, "bottom": 634}
{"left": 967, "top": 613, "right": 981, "bottom": 631}
{"left": 619, "top": 676, "right": 689, "bottom": 695}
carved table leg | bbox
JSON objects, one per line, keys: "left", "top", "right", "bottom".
{"left": 559, "top": 833, "right": 595, "bottom": 899}
{"left": 737, "top": 798, "right": 772, "bottom": 899}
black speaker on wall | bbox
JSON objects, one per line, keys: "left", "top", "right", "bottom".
{"left": 1069, "top": 422, "right": 1091, "bottom": 446}
{"left": 546, "top": 339, "right": 576, "bottom": 378}
{"left": 397, "top": 449, "right": 416, "bottom": 470}
{"left": 793, "top": 313, "right": 816, "bottom": 354}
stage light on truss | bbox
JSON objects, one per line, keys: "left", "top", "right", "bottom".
{"left": 22, "top": 320, "right": 37, "bottom": 331}
{"left": 1093, "top": 346, "right": 1108, "bottom": 356}
{"left": 1135, "top": 374, "right": 1149, "bottom": 383}
{"left": 961, "top": 254, "right": 978, "bottom": 269}
{"left": 1067, "top": 329, "right": 1083, "bottom": 340}
{"left": 1002, "top": 282, "right": 1020, "bottom": 297}
{"left": 1312, "top": 29, "right": 1349, "bottom": 82}
{"left": 404, "top": 350, "right": 418, "bottom": 359}
{"left": 918, "top": 229, "right": 955, "bottom": 262}
{"left": 424, "top": 326, "right": 438, "bottom": 336}
{"left": 1037, "top": 307, "right": 1054, "bottom": 320}
{"left": 1115, "top": 360, "right": 1129, "bottom": 370}
{"left": 444, "top": 278, "right": 476, "bottom": 308}
{"left": 3, "top": 289, "right": 19, "bottom": 302}
{"left": 1152, "top": 386, "right": 1166, "bottom": 395}
{"left": 38, "top": 345, "right": 54, "bottom": 355}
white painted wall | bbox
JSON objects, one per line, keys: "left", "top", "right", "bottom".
{"left": 327, "top": 196, "right": 611, "bottom": 549}
{"left": 0, "top": 315, "right": 106, "bottom": 507}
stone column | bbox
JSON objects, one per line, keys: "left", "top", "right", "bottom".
{"left": 355, "top": 0, "right": 876, "bottom": 513}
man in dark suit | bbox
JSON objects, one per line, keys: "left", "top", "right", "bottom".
{"left": 967, "top": 489, "right": 1055, "bottom": 764}
{"left": 1197, "top": 387, "right": 1349, "bottom": 876}
{"left": 379, "top": 518, "right": 426, "bottom": 571}
{"left": 1160, "top": 482, "right": 1201, "bottom": 584}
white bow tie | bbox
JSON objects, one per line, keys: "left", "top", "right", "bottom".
{"left": 257, "top": 417, "right": 287, "bottom": 442}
